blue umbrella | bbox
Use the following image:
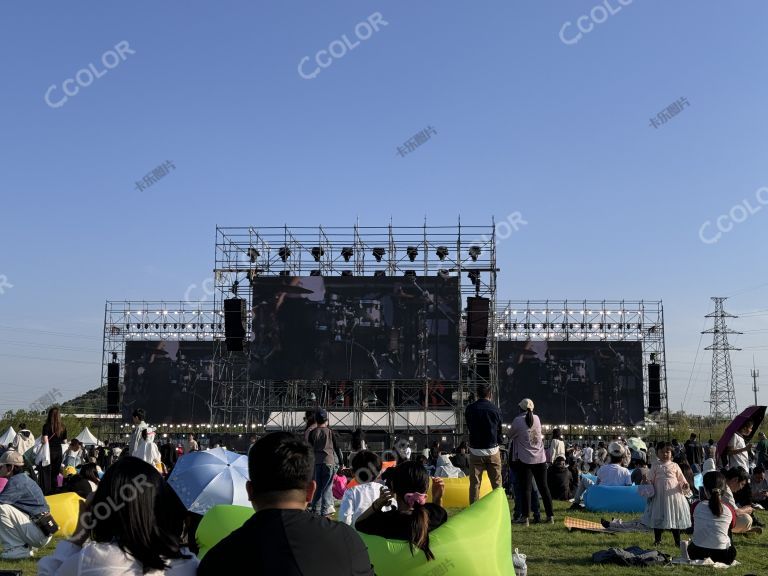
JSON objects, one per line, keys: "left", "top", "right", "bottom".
{"left": 167, "top": 447, "right": 251, "bottom": 514}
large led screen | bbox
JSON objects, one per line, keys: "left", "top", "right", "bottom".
{"left": 249, "top": 276, "right": 460, "bottom": 380}
{"left": 498, "top": 340, "right": 645, "bottom": 425}
{"left": 122, "top": 341, "right": 214, "bottom": 423}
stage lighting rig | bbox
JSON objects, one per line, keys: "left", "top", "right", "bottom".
{"left": 468, "top": 246, "right": 481, "bottom": 261}
{"left": 438, "top": 269, "right": 450, "bottom": 278}
{"left": 311, "top": 247, "right": 324, "bottom": 261}
{"left": 468, "top": 270, "right": 480, "bottom": 286}
{"left": 436, "top": 246, "right": 449, "bottom": 260}
{"left": 310, "top": 270, "right": 322, "bottom": 276}
{"left": 278, "top": 246, "right": 291, "bottom": 262}
{"left": 372, "top": 247, "right": 386, "bottom": 262}
{"left": 247, "top": 248, "right": 259, "bottom": 263}
{"left": 341, "top": 270, "right": 353, "bottom": 277}
{"left": 341, "top": 247, "right": 354, "bottom": 262}
{"left": 374, "top": 270, "right": 386, "bottom": 277}
{"left": 406, "top": 246, "right": 419, "bottom": 261}
{"left": 404, "top": 270, "right": 416, "bottom": 277}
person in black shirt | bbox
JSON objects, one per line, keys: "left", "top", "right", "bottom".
{"left": 356, "top": 461, "right": 447, "bottom": 561}
{"left": 464, "top": 385, "right": 503, "bottom": 503}
{"left": 547, "top": 456, "right": 572, "bottom": 500}
{"left": 198, "top": 432, "right": 373, "bottom": 576}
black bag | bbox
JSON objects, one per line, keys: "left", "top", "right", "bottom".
{"left": 31, "top": 511, "right": 59, "bottom": 537}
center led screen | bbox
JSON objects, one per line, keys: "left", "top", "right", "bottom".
{"left": 249, "top": 276, "right": 460, "bottom": 380}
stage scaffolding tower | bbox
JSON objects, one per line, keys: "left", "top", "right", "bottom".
{"left": 212, "top": 220, "right": 498, "bottom": 437}
{"left": 494, "top": 300, "right": 668, "bottom": 424}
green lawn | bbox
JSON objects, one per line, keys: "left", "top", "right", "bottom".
{"left": 508, "top": 500, "right": 768, "bottom": 575}
{"left": 3, "top": 500, "right": 766, "bottom": 575}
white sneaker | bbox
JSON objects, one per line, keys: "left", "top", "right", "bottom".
{"left": 1, "top": 545, "right": 33, "bottom": 560}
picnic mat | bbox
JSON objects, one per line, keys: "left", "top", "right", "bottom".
{"left": 564, "top": 516, "right": 616, "bottom": 533}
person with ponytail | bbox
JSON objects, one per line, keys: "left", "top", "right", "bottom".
{"left": 355, "top": 461, "right": 447, "bottom": 561}
{"left": 508, "top": 398, "right": 554, "bottom": 526}
{"left": 687, "top": 471, "right": 738, "bottom": 565}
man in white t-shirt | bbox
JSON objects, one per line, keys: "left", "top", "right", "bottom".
{"left": 726, "top": 422, "right": 753, "bottom": 472}
{"left": 582, "top": 445, "right": 594, "bottom": 472}
{"left": 570, "top": 441, "right": 630, "bottom": 509}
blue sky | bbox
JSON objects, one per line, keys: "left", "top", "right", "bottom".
{"left": 1, "top": 1, "right": 766, "bottom": 416}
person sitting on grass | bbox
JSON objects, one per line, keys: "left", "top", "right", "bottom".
{"left": 59, "top": 462, "right": 100, "bottom": 499}
{"left": 547, "top": 456, "right": 572, "bottom": 501}
{"left": 37, "top": 457, "right": 197, "bottom": 575}
{"left": 722, "top": 467, "right": 761, "bottom": 535}
{"left": 339, "top": 451, "right": 393, "bottom": 526}
{"left": 570, "top": 441, "right": 631, "bottom": 510}
{"left": 687, "top": 471, "right": 738, "bottom": 565}
{"left": 356, "top": 461, "right": 446, "bottom": 562}
{"left": 750, "top": 466, "right": 768, "bottom": 508}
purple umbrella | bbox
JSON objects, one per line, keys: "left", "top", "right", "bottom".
{"left": 716, "top": 405, "right": 766, "bottom": 462}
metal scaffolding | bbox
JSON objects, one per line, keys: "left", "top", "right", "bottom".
{"left": 704, "top": 297, "right": 740, "bottom": 420}
{"left": 211, "top": 221, "right": 497, "bottom": 434}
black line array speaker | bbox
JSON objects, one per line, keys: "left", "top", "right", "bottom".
{"left": 648, "top": 362, "right": 661, "bottom": 413}
{"left": 466, "top": 297, "right": 490, "bottom": 350}
{"left": 474, "top": 352, "right": 490, "bottom": 381}
{"left": 107, "top": 363, "right": 120, "bottom": 413}
{"left": 224, "top": 298, "right": 246, "bottom": 352}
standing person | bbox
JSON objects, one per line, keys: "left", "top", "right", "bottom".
{"left": 464, "top": 385, "right": 503, "bottom": 504}
{"left": 349, "top": 428, "right": 367, "bottom": 466}
{"left": 303, "top": 410, "right": 317, "bottom": 442}
{"left": 39, "top": 406, "right": 67, "bottom": 495}
{"left": 548, "top": 428, "right": 566, "bottom": 463}
{"left": 11, "top": 423, "right": 35, "bottom": 456}
{"left": 0, "top": 451, "right": 52, "bottom": 559}
{"left": 307, "top": 410, "right": 339, "bottom": 518}
{"left": 183, "top": 433, "right": 198, "bottom": 454}
{"left": 198, "top": 432, "right": 373, "bottom": 576}
{"left": 136, "top": 429, "right": 163, "bottom": 473}
{"left": 160, "top": 437, "right": 178, "bottom": 473}
{"left": 38, "top": 457, "right": 198, "bottom": 575}
{"left": 582, "top": 443, "right": 594, "bottom": 472}
{"left": 508, "top": 398, "right": 554, "bottom": 526}
{"left": 594, "top": 441, "right": 608, "bottom": 469}
{"left": 687, "top": 471, "right": 737, "bottom": 565}
{"left": 646, "top": 442, "right": 692, "bottom": 548}
{"left": 725, "top": 422, "right": 753, "bottom": 504}
{"left": 127, "top": 409, "right": 148, "bottom": 458}
{"left": 754, "top": 431, "right": 767, "bottom": 469}
{"left": 685, "top": 433, "right": 704, "bottom": 474}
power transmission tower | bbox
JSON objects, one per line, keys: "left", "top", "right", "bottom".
{"left": 703, "top": 297, "right": 741, "bottom": 419}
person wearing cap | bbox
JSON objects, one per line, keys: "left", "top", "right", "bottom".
{"left": 464, "top": 385, "right": 503, "bottom": 504}
{"left": 307, "top": 409, "right": 341, "bottom": 517}
{"left": 0, "top": 450, "right": 52, "bottom": 559}
{"left": 570, "top": 441, "right": 631, "bottom": 510}
{"left": 508, "top": 398, "right": 554, "bottom": 525}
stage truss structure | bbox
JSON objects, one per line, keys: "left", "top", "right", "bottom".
{"left": 212, "top": 221, "right": 498, "bottom": 435}
{"left": 494, "top": 300, "right": 668, "bottom": 423}
{"left": 101, "top": 301, "right": 222, "bottom": 437}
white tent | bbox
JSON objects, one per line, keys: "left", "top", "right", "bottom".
{"left": 0, "top": 426, "right": 16, "bottom": 447}
{"left": 75, "top": 427, "right": 100, "bottom": 446}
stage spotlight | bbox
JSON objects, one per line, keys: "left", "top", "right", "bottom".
{"left": 438, "top": 269, "right": 450, "bottom": 278}
{"left": 311, "top": 246, "right": 324, "bottom": 261}
{"left": 404, "top": 270, "right": 416, "bottom": 277}
{"left": 247, "top": 248, "right": 260, "bottom": 263}
{"left": 310, "top": 270, "right": 322, "bottom": 276}
{"left": 155, "top": 324, "right": 160, "bottom": 329}
{"left": 341, "top": 247, "right": 354, "bottom": 262}
{"left": 374, "top": 270, "right": 386, "bottom": 277}
{"left": 231, "top": 280, "right": 239, "bottom": 295}
{"left": 467, "top": 270, "right": 480, "bottom": 285}
{"left": 406, "top": 246, "right": 418, "bottom": 261}
{"left": 468, "top": 246, "right": 481, "bottom": 261}
{"left": 372, "top": 247, "right": 386, "bottom": 262}
{"left": 341, "top": 270, "right": 353, "bottom": 277}
{"left": 279, "top": 270, "right": 291, "bottom": 276}
{"left": 278, "top": 246, "right": 291, "bottom": 262}
{"left": 436, "top": 246, "right": 449, "bottom": 260}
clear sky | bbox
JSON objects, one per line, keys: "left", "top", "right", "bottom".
{"left": 1, "top": 1, "right": 766, "bottom": 416}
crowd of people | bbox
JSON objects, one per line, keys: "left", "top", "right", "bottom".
{"left": 0, "top": 395, "right": 764, "bottom": 570}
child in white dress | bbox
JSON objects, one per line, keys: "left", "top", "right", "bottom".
{"left": 645, "top": 441, "right": 692, "bottom": 548}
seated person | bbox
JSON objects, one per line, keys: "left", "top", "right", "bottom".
{"left": 567, "top": 457, "right": 581, "bottom": 494}
{"left": 356, "top": 461, "right": 446, "bottom": 561}
{"left": 547, "top": 456, "right": 572, "bottom": 501}
{"left": 688, "top": 471, "right": 737, "bottom": 565}
{"left": 723, "top": 467, "right": 760, "bottom": 535}
{"left": 339, "top": 451, "right": 393, "bottom": 526}
{"left": 450, "top": 443, "right": 470, "bottom": 476}
{"left": 750, "top": 466, "right": 768, "bottom": 508}
{"left": 198, "top": 433, "right": 373, "bottom": 575}
{"left": 38, "top": 457, "right": 197, "bottom": 575}
{"left": 59, "top": 463, "right": 100, "bottom": 499}
{"left": 434, "top": 454, "right": 464, "bottom": 478}
{"left": 570, "top": 441, "right": 631, "bottom": 509}
{"left": 61, "top": 439, "right": 85, "bottom": 470}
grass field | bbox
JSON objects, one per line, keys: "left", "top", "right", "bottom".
{"left": 2, "top": 499, "right": 766, "bottom": 575}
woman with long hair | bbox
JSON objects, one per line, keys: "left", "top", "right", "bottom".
{"left": 356, "top": 461, "right": 447, "bottom": 561}
{"left": 39, "top": 406, "right": 67, "bottom": 495}
{"left": 508, "top": 398, "right": 554, "bottom": 526}
{"left": 687, "top": 471, "right": 737, "bottom": 565}
{"left": 38, "top": 457, "right": 198, "bottom": 575}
